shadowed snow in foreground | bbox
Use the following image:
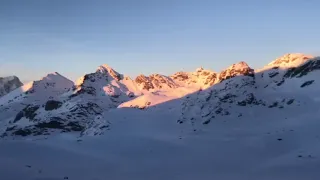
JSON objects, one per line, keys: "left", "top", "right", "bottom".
{"left": 1, "top": 106, "right": 320, "bottom": 180}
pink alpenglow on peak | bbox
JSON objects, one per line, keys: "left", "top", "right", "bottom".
{"left": 96, "top": 64, "right": 123, "bottom": 81}
{"left": 267, "top": 53, "right": 314, "bottom": 68}
{"left": 217, "top": 61, "right": 254, "bottom": 82}
{"left": 226, "top": 61, "right": 251, "bottom": 71}
{"left": 40, "top": 72, "right": 73, "bottom": 83}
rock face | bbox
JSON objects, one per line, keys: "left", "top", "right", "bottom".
{"left": 178, "top": 54, "right": 318, "bottom": 131}
{"left": 284, "top": 57, "right": 320, "bottom": 78}
{"left": 171, "top": 62, "right": 254, "bottom": 88}
{"left": 171, "top": 68, "right": 218, "bottom": 88}
{"left": 0, "top": 76, "right": 23, "bottom": 97}
{"left": 72, "top": 65, "right": 136, "bottom": 102}
{"left": 1, "top": 53, "right": 320, "bottom": 138}
{"left": 0, "top": 66, "right": 136, "bottom": 138}
{"left": 96, "top": 64, "right": 123, "bottom": 81}
{"left": 135, "top": 74, "right": 179, "bottom": 91}
{"left": 0, "top": 72, "right": 76, "bottom": 137}
{"left": 217, "top": 61, "right": 254, "bottom": 82}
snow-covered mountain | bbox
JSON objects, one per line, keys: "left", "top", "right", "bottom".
{"left": 0, "top": 76, "right": 23, "bottom": 97}
{"left": 1, "top": 53, "right": 319, "bottom": 138}
{"left": 0, "top": 72, "right": 74, "bottom": 136}
{"left": 179, "top": 54, "right": 320, "bottom": 128}
{"left": 2, "top": 53, "right": 320, "bottom": 179}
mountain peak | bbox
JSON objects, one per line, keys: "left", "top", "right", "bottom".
{"left": 218, "top": 61, "right": 254, "bottom": 82}
{"left": 267, "top": 53, "right": 313, "bottom": 68}
{"left": 98, "top": 64, "right": 113, "bottom": 70}
{"left": 46, "top": 72, "right": 62, "bottom": 77}
{"left": 96, "top": 64, "right": 122, "bottom": 81}
{"left": 226, "top": 61, "right": 251, "bottom": 71}
{"left": 40, "top": 72, "right": 71, "bottom": 83}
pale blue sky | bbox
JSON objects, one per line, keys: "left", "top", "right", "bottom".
{"left": 0, "top": 0, "right": 319, "bottom": 82}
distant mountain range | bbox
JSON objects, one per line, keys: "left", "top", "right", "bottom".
{"left": 0, "top": 53, "right": 319, "bottom": 137}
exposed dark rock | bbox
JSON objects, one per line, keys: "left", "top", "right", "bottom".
{"left": 23, "top": 105, "right": 40, "bottom": 120}
{"left": 203, "top": 119, "right": 211, "bottom": 125}
{"left": 135, "top": 74, "right": 178, "bottom": 91}
{"left": 218, "top": 62, "right": 254, "bottom": 82}
{"left": 34, "top": 119, "right": 84, "bottom": 132}
{"left": 69, "top": 102, "right": 102, "bottom": 117}
{"left": 269, "top": 72, "right": 279, "bottom": 78}
{"left": 219, "top": 93, "right": 237, "bottom": 103}
{"left": 7, "top": 117, "right": 85, "bottom": 137}
{"left": 45, "top": 100, "right": 62, "bottom": 111}
{"left": 284, "top": 57, "right": 320, "bottom": 78}
{"left": 71, "top": 86, "right": 96, "bottom": 97}
{"left": 300, "top": 80, "right": 315, "bottom": 88}
{"left": 268, "top": 102, "right": 278, "bottom": 108}
{"left": 276, "top": 79, "right": 285, "bottom": 86}
{"left": 12, "top": 129, "right": 33, "bottom": 136}
{"left": 287, "top": 99, "right": 295, "bottom": 105}
{"left": 14, "top": 105, "right": 40, "bottom": 122}
{"left": 135, "top": 75, "right": 155, "bottom": 91}
{"left": 237, "top": 93, "right": 264, "bottom": 106}
{"left": 14, "top": 111, "right": 24, "bottom": 123}
{"left": 171, "top": 72, "right": 189, "bottom": 81}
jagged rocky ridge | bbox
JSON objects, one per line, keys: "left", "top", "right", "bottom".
{"left": 179, "top": 54, "right": 320, "bottom": 130}
{"left": 1, "top": 53, "right": 319, "bottom": 137}
{"left": 135, "top": 74, "right": 179, "bottom": 91}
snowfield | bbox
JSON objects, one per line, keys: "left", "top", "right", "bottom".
{"left": 1, "top": 53, "right": 320, "bottom": 180}
{"left": 1, "top": 106, "right": 320, "bottom": 180}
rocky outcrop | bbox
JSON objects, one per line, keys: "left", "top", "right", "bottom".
{"left": 0, "top": 76, "right": 23, "bottom": 97}
{"left": 284, "top": 57, "right": 320, "bottom": 78}
{"left": 45, "top": 100, "right": 63, "bottom": 111}
{"left": 135, "top": 74, "right": 179, "bottom": 91}
{"left": 171, "top": 68, "right": 218, "bottom": 88}
{"left": 96, "top": 64, "right": 123, "bottom": 81}
{"left": 217, "top": 61, "right": 254, "bottom": 82}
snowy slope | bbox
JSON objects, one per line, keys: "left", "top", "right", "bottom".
{"left": 0, "top": 76, "right": 23, "bottom": 97}
{"left": 0, "top": 72, "right": 74, "bottom": 136}
{"left": 121, "top": 61, "right": 255, "bottom": 109}
{"left": 1, "top": 53, "right": 320, "bottom": 137}
{"left": 179, "top": 55, "right": 320, "bottom": 130}
{"left": 72, "top": 64, "right": 135, "bottom": 106}
{"left": 1, "top": 65, "right": 137, "bottom": 137}
{"left": 1, "top": 100, "right": 320, "bottom": 180}
{"left": 119, "top": 86, "right": 197, "bottom": 109}
{"left": 1, "top": 53, "right": 320, "bottom": 179}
